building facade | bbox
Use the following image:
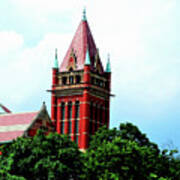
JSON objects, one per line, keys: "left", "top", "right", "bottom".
{"left": 49, "top": 11, "right": 111, "bottom": 149}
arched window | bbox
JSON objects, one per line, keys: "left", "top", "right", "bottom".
{"left": 69, "top": 67, "right": 73, "bottom": 72}
{"left": 68, "top": 102, "right": 72, "bottom": 134}
{"left": 60, "top": 102, "right": 65, "bottom": 134}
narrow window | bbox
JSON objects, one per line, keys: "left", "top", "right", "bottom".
{"left": 75, "top": 101, "right": 80, "bottom": 119}
{"left": 69, "top": 76, "right": 74, "bottom": 84}
{"left": 76, "top": 75, "right": 81, "bottom": 84}
{"left": 68, "top": 102, "right": 72, "bottom": 134}
{"left": 75, "top": 120, "right": 79, "bottom": 135}
{"left": 75, "top": 101, "right": 80, "bottom": 135}
{"left": 75, "top": 135, "right": 78, "bottom": 144}
{"left": 60, "top": 102, "right": 65, "bottom": 134}
{"left": 62, "top": 77, "right": 67, "bottom": 85}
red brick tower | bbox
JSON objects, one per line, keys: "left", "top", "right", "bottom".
{"left": 50, "top": 10, "right": 111, "bottom": 150}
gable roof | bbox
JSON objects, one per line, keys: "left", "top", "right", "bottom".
{"left": 59, "top": 19, "right": 104, "bottom": 72}
{"left": 0, "top": 103, "right": 54, "bottom": 143}
{"left": 0, "top": 112, "right": 39, "bottom": 142}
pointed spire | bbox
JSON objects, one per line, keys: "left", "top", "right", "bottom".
{"left": 42, "top": 101, "right": 46, "bottom": 110}
{"left": 54, "top": 48, "right": 59, "bottom": 69}
{"left": 106, "top": 54, "right": 111, "bottom": 73}
{"left": 82, "top": 8, "right": 87, "bottom": 21}
{"left": 85, "top": 47, "right": 91, "bottom": 65}
{"left": 60, "top": 10, "right": 104, "bottom": 72}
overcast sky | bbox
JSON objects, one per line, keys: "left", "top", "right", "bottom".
{"left": 0, "top": 0, "right": 179, "bottom": 150}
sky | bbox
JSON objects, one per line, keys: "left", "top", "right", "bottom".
{"left": 0, "top": 0, "right": 179, "bottom": 150}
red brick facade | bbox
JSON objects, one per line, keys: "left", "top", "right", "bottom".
{"left": 49, "top": 15, "right": 111, "bottom": 149}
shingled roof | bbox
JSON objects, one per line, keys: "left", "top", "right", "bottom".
{"left": 59, "top": 15, "right": 104, "bottom": 73}
{"left": 0, "top": 112, "right": 38, "bottom": 142}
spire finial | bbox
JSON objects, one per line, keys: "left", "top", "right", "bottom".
{"left": 55, "top": 48, "right": 58, "bottom": 59}
{"left": 41, "top": 101, "right": 46, "bottom": 111}
{"left": 108, "top": 53, "right": 110, "bottom": 61}
{"left": 106, "top": 53, "right": 111, "bottom": 73}
{"left": 82, "top": 8, "right": 87, "bottom": 21}
{"left": 54, "top": 48, "right": 59, "bottom": 69}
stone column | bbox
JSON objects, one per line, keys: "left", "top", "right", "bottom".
{"left": 80, "top": 90, "right": 90, "bottom": 149}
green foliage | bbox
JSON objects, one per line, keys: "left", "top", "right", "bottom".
{"left": 0, "top": 169, "right": 26, "bottom": 180}
{"left": 0, "top": 130, "right": 83, "bottom": 180}
{"left": 85, "top": 122, "right": 180, "bottom": 180}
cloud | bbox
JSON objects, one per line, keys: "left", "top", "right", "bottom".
{"left": 0, "top": 31, "right": 72, "bottom": 109}
{"left": 0, "top": 31, "right": 23, "bottom": 56}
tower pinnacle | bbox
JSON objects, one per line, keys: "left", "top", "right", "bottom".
{"left": 106, "top": 54, "right": 111, "bottom": 73}
{"left": 82, "top": 8, "right": 87, "bottom": 21}
{"left": 54, "top": 48, "right": 59, "bottom": 69}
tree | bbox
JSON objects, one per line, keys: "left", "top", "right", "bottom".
{"left": 0, "top": 130, "right": 84, "bottom": 180}
{"left": 84, "top": 122, "right": 180, "bottom": 180}
{"left": 88, "top": 123, "right": 159, "bottom": 151}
